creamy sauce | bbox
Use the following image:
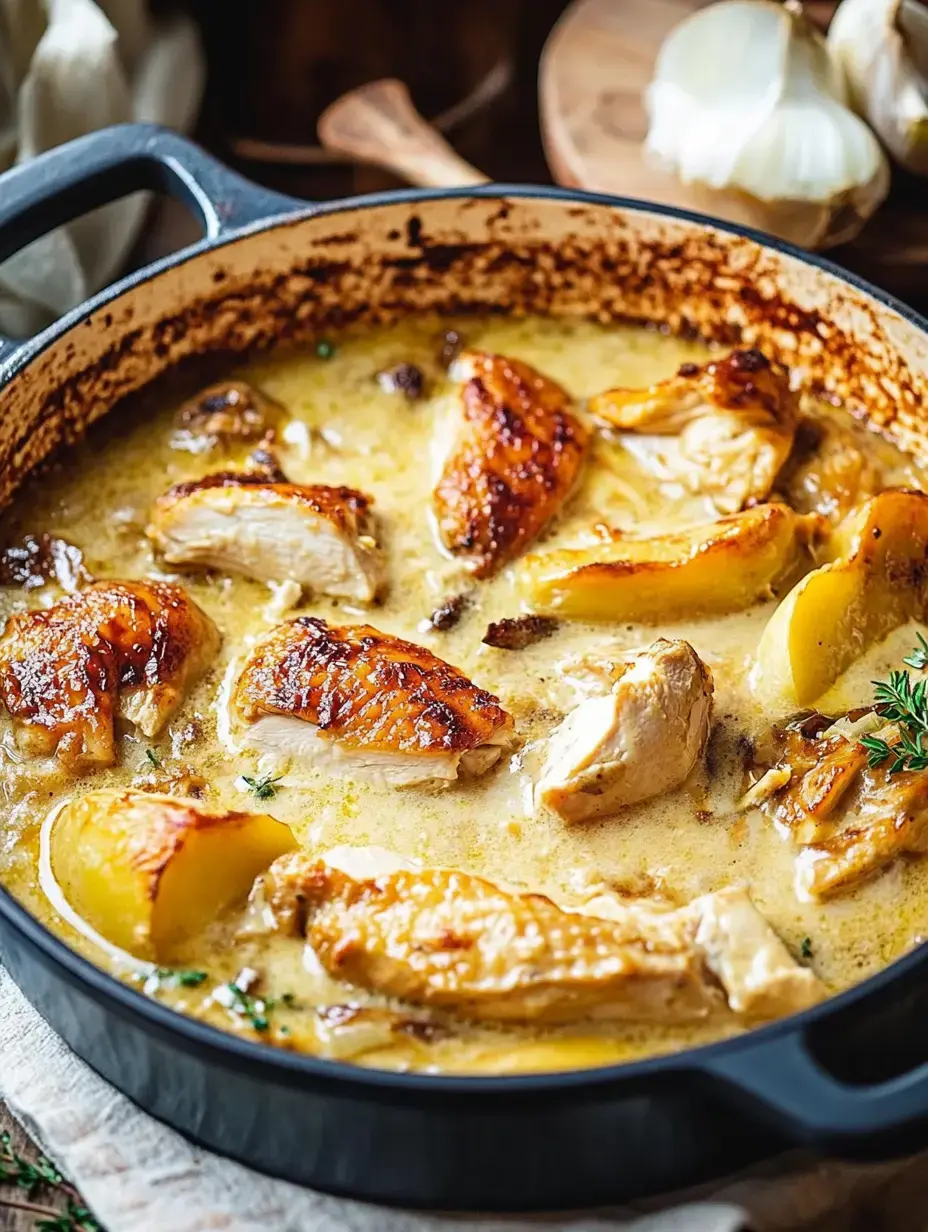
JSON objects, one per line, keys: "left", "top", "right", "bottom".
{"left": 1, "top": 315, "right": 927, "bottom": 1074}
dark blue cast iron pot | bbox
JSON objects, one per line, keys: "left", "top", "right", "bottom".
{"left": 0, "top": 124, "right": 928, "bottom": 1212}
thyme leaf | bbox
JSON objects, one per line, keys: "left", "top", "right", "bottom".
{"left": 859, "top": 641, "right": 928, "bottom": 774}
{"left": 242, "top": 774, "right": 282, "bottom": 802}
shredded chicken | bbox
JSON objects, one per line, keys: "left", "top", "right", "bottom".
{"left": 148, "top": 472, "right": 385, "bottom": 603}
{"left": 0, "top": 581, "right": 219, "bottom": 771}
{"left": 262, "top": 848, "right": 823, "bottom": 1024}
{"left": 589, "top": 349, "right": 798, "bottom": 514}
{"left": 433, "top": 350, "right": 588, "bottom": 577}
{"left": 536, "top": 639, "right": 714, "bottom": 822}
{"left": 232, "top": 617, "right": 515, "bottom": 787}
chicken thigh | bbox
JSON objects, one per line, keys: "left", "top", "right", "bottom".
{"left": 590, "top": 349, "right": 798, "bottom": 514}
{"left": 0, "top": 581, "right": 219, "bottom": 771}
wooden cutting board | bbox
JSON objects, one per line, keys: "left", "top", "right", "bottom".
{"left": 539, "top": 0, "right": 928, "bottom": 308}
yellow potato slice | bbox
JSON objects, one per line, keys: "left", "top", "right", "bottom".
{"left": 50, "top": 789, "right": 297, "bottom": 961}
{"left": 751, "top": 489, "right": 928, "bottom": 708}
{"left": 517, "top": 503, "right": 816, "bottom": 622}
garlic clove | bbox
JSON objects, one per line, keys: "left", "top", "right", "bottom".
{"left": 646, "top": 0, "right": 890, "bottom": 249}
{"left": 829, "top": 0, "right": 928, "bottom": 175}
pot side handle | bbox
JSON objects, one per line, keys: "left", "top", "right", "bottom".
{"left": 0, "top": 123, "right": 302, "bottom": 363}
{"left": 699, "top": 977, "right": 928, "bottom": 1159}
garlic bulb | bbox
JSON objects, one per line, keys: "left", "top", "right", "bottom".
{"left": 829, "top": 0, "right": 928, "bottom": 174}
{"left": 645, "top": 0, "right": 890, "bottom": 249}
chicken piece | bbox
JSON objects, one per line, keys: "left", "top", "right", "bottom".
{"left": 0, "top": 581, "right": 219, "bottom": 771}
{"left": 263, "top": 848, "right": 823, "bottom": 1024}
{"left": 796, "top": 768, "right": 928, "bottom": 899}
{"left": 589, "top": 349, "right": 798, "bottom": 514}
{"left": 536, "top": 639, "right": 714, "bottom": 822}
{"left": 433, "top": 350, "right": 588, "bottom": 577}
{"left": 172, "top": 380, "right": 283, "bottom": 451}
{"left": 754, "top": 732, "right": 869, "bottom": 845}
{"left": 232, "top": 617, "right": 514, "bottom": 787}
{"left": 148, "top": 471, "right": 384, "bottom": 604}
{"left": 692, "top": 886, "right": 822, "bottom": 1019}
{"left": 745, "top": 717, "right": 928, "bottom": 897}
{"left": 779, "top": 414, "right": 882, "bottom": 523}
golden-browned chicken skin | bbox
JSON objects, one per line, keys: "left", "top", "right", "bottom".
{"left": 172, "top": 380, "right": 283, "bottom": 451}
{"left": 433, "top": 351, "right": 588, "bottom": 577}
{"left": 263, "top": 849, "right": 823, "bottom": 1024}
{"left": 232, "top": 617, "right": 514, "bottom": 786}
{"left": 745, "top": 717, "right": 928, "bottom": 897}
{"left": 0, "top": 581, "right": 219, "bottom": 772}
{"left": 148, "top": 471, "right": 384, "bottom": 603}
{"left": 589, "top": 349, "right": 798, "bottom": 514}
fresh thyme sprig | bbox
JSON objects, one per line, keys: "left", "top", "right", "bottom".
{"left": 0, "top": 1131, "right": 101, "bottom": 1230}
{"left": 241, "top": 773, "right": 282, "bottom": 802}
{"left": 859, "top": 642, "right": 928, "bottom": 773}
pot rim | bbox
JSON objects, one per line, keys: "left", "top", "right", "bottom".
{"left": 2, "top": 179, "right": 927, "bottom": 1098}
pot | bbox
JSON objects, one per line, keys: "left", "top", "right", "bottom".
{"left": 1, "top": 123, "right": 928, "bottom": 1212}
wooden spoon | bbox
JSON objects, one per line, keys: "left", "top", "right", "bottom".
{"left": 318, "top": 78, "right": 489, "bottom": 188}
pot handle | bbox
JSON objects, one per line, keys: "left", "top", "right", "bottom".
{"left": 0, "top": 123, "right": 301, "bottom": 364}
{"left": 701, "top": 994, "right": 928, "bottom": 1158}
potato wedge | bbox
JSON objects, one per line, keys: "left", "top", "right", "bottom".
{"left": 49, "top": 789, "right": 297, "bottom": 961}
{"left": 752, "top": 489, "right": 928, "bottom": 708}
{"left": 517, "top": 503, "right": 817, "bottom": 622}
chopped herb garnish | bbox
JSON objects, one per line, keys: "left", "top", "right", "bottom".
{"left": 136, "top": 967, "right": 207, "bottom": 994}
{"left": 217, "top": 983, "right": 270, "bottom": 1031}
{"left": 242, "top": 773, "right": 283, "bottom": 801}
{"left": 800, "top": 936, "right": 813, "bottom": 960}
{"left": 315, "top": 339, "right": 335, "bottom": 360}
{"left": 145, "top": 748, "right": 162, "bottom": 768}
{"left": 858, "top": 647, "right": 928, "bottom": 774}
{"left": 214, "top": 983, "right": 297, "bottom": 1033}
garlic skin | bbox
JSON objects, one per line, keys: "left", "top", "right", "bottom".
{"left": 645, "top": 0, "right": 890, "bottom": 249}
{"left": 829, "top": 0, "right": 928, "bottom": 175}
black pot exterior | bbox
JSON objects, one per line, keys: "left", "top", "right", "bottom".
{"left": 1, "top": 124, "right": 928, "bottom": 1210}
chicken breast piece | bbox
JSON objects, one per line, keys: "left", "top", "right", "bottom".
{"left": 590, "top": 349, "right": 798, "bottom": 514}
{"left": 0, "top": 581, "right": 219, "bottom": 772}
{"left": 433, "top": 350, "right": 588, "bottom": 577}
{"left": 171, "top": 380, "right": 283, "bottom": 452}
{"left": 232, "top": 617, "right": 515, "bottom": 787}
{"left": 536, "top": 639, "right": 714, "bottom": 822}
{"left": 262, "top": 848, "right": 823, "bottom": 1024}
{"left": 148, "top": 472, "right": 385, "bottom": 604}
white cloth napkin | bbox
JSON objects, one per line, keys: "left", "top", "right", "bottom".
{"left": 0, "top": 0, "right": 204, "bottom": 337}
{"left": 2, "top": 968, "right": 928, "bottom": 1232}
